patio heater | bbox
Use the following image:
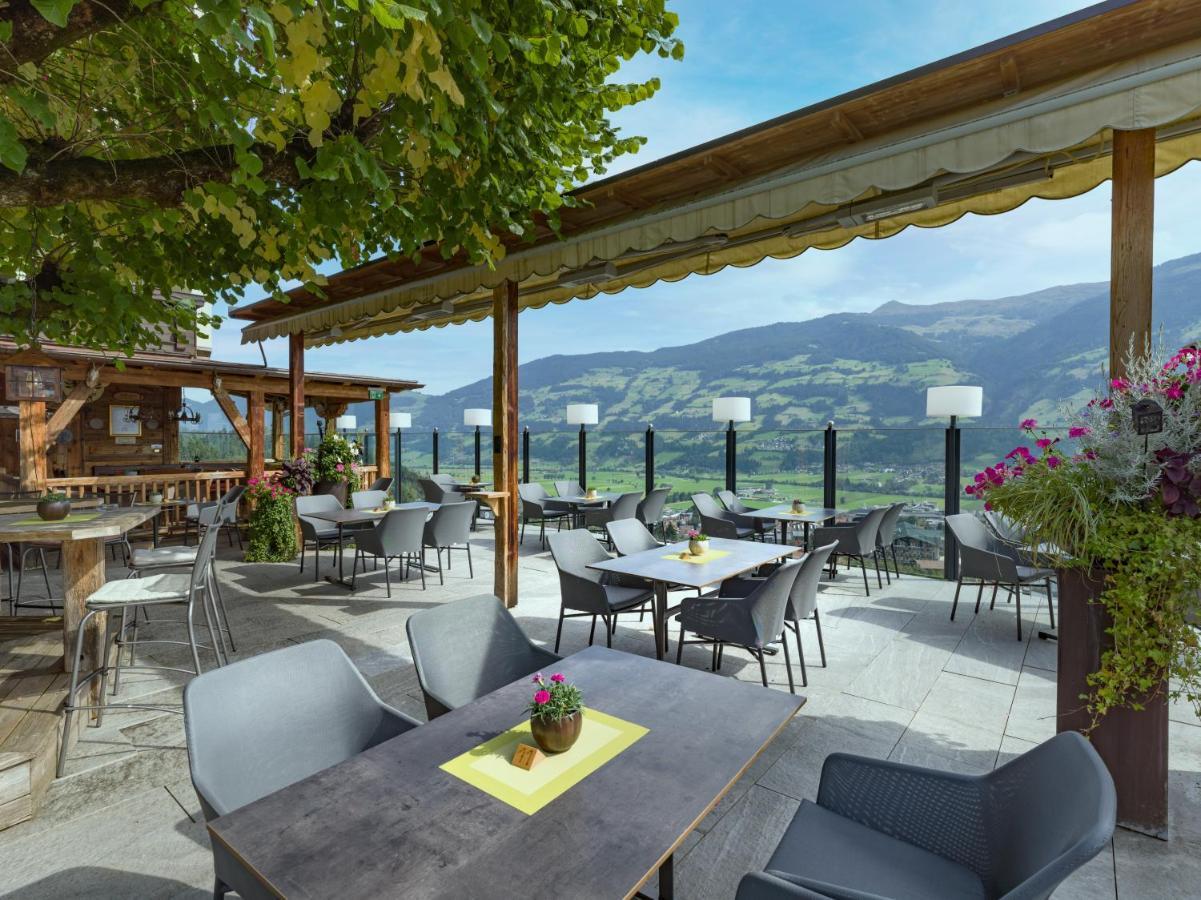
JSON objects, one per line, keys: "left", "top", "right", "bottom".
{"left": 464, "top": 408, "right": 490, "bottom": 477}
{"left": 712, "top": 397, "right": 751, "bottom": 493}
{"left": 926, "top": 385, "right": 983, "bottom": 581}
{"left": 393, "top": 413, "right": 411, "bottom": 501}
{"left": 566, "top": 403, "right": 599, "bottom": 489}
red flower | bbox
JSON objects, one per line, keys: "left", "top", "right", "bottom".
{"left": 534, "top": 690, "right": 551, "bottom": 705}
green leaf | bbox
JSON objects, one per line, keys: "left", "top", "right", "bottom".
{"left": 30, "top": 0, "right": 79, "bottom": 28}
{"left": 0, "top": 117, "right": 27, "bottom": 173}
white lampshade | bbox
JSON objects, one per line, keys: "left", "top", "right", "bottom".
{"left": 712, "top": 397, "right": 752, "bottom": 423}
{"left": 463, "top": 408, "right": 491, "bottom": 427}
{"left": 926, "top": 386, "right": 983, "bottom": 418}
{"left": 566, "top": 403, "right": 599, "bottom": 425}
{"left": 336, "top": 415, "right": 357, "bottom": 430}
{"left": 393, "top": 413, "right": 411, "bottom": 429}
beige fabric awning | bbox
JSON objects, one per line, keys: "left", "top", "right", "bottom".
{"left": 241, "top": 37, "right": 1201, "bottom": 348}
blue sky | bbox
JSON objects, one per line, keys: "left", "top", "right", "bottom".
{"left": 205, "top": 0, "right": 1201, "bottom": 394}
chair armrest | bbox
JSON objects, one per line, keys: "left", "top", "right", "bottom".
{"left": 736, "top": 872, "right": 833, "bottom": 900}
{"left": 959, "top": 544, "right": 1019, "bottom": 582}
{"left": 680, "top": 595, "right": 757, "bottom": 645}
{"left": 817, "top": 753, "right": 989, "bottom": 875}
{"left": 809, "top": 526, "right": 854, "bottom": 552}
{"left": 557, "top": 569, "right": 608, "bottom": 615}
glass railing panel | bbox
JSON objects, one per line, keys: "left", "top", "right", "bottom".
{"left": 588, "top": 430, "right": 646, "bottom": 496}
{"left": 736, "top": 428, "right": 826, "bottom": 509}
{"left": 652, "top": 429, "right": 725, "bottom": 538}
{"left": 526, "top": 430, "right": 579, "bottom": 495}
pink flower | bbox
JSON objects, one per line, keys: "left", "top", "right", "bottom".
{"left": 1036, "top": 438, "right": 1053, "bottom": 450}
{"left": 1020, "top": 418, "right": 1037, "bottom": 430}
{"left": 1111, "top": 378, "right": 1130, "bottom": 392}
{"left": 335, "top": 463, "right": 344, "bottom": 472}
{"left": 1046, "top": 456, "right": 1061, "bottom": 469}
{"left": 531, "top": 673, "right": 544, "bottom": 684}
{"left": 1099, "top": 397, "right": 1114, "bottom": 409}
{"left": 550, "top": 673, "right": 565, "bottom": 683}
{"left": 1068, "top": 426, "right": 1092, "bottom": 439}
{"left": 964, "top": 484, "right": 976, "bottom": 496}
{"left": 1165, "top": 383, "right": 1184, "bottom": 400}
{"left": 534, "top": 690, "right": 551, "bottom": 705}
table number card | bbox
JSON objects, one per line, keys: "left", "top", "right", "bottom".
{"left": 511, "top": 743, "right": 545, "bottom": 770}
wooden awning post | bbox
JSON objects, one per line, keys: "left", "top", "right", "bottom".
{"left": 248, "top": 390, "right": 265, "bottom": 480}
{"left": 18, "top": 400, "right": 48, "bottom": 493}
{"left": 289, "top": 331, "right": 305, "bottom": 457}
{"left": 492, "top": 279, "right": 519, "bottom": 608}
{"left": 1109, "top": 128, "right": 1156, "bottom": 380}
{"left": 374, "top": 396, "right": 391, "bottom": 479}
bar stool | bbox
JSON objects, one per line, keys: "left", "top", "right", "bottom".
{"left": 11, "top": 542, "right": 58, "bottom": 615}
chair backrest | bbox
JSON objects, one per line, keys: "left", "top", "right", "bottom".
{"left": 183, "top": 640, "right": 409, "bottom": 819}
{"left": 787, "top": 542, "right": 837, "bottom": 621}
{"left": 518, "top": 481, "right": 549, "bottom": 502}
{"left": 369, "top": 477, "right": 394, "bottom": 494}
{"left": 636, "top": 487, "right": 670, "bottom": 527}
{"left": 985, "top": 509, "right": 1026, "bottom": 545}
{"left": 607, "top": 518, "right": 661, "bottom": 556}
{"left": 431, "top": 473, "right": 457, "bottom": 487}
{"left": 986, "top": 731, "right": 1115, "bottom": 896}
{"left": 351, "top": 489, "right": 387, "bottom": 510}
{"left": 609, "top": 491, "right": 641, "bottom": 522}
{"left": 547, "top": 530, "right": 609, "bottom": 613}
{"left": 699, "top": 513, "right": 739, "bottom": 540}
{"left": 691, "top": 492, "right": 725, "bottom": 519}
{"left": 555, "top": 480, "right": 583, "bottom": 498}
{"left": 716, "top": 489, "right": 750, "bottom": 514}
{"left": 877, "top": 502, "right": 906, "bottom": 544}
{"left": 370, "top": 507, "right": 427, "bottom": 555}
{"left": 296, "top": 493, "right": 344, "bottom": 517}
{"left": 743, "top": 563, "right": 803, "bottom": 647}
{"left": 418, "top": 478, "right": 448, "bottom": 503}
{"left": 427, "top": 500, "right": 477, "bottom": 545}
{"left": 849, "top": 506, "right": 888, "bottom": 554}
{"left": 946, "top": 513, "right": 1018, "bottom": 581}
{"left": 406, "top": 594, "right": 558, "bottom": 714}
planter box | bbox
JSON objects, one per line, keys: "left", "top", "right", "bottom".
{"left": 1057, "top": 567, "right": 1168, "bottom": 837}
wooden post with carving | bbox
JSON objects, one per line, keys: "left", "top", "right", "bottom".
{"left": 1109, "top": 128, "right": 1155, "bottom": 380}
{"left": 374, "top": 396, "right": 391, "bottom": 479}
{"left": 492, "top": 279, "right": 519, "bottom": 608}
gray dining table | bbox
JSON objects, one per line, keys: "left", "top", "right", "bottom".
{"left": 589, "top": 536, "right": 803, "bottom": 660}
{"left": 552, "top": 492, "right": 618, "bottom": 528}
{"left": 738, "top": 504, "right": 845, "bottom": 547}
{"left": 306, "top": 501, "right": 439, "bottom": 590}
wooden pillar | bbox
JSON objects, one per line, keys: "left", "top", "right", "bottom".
{"left": 18, "top": 400, "right": 47, "bottom": 493}
{"left": 492, "top": 279, "right": 519, "bottom": 608}
{"left": 1109, "top": 128, "right": 1156, "bottom": 380}
{"left": 271, "top": 400, "right": 287, "bottom": 462}
{"left": 61, "top": 537, "right": 107, "bottom": 713}
{"left": 163, "top": 387, "right": 181, "bottom": 464}
{"left": 374, "top": 396, "right": 391, "bottom": 478}
{"left": 248, "top": 390, "right": 265, "bottom": 479}
{"left": 289, "top": 331, "right": 305, "bottom": 456}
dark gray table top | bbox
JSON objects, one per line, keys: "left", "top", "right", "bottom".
{"left": 738, "top": 504, "right": 844, "bottom": 523}
{"left": 556, "top": 493, "right": 617, "bottom": 506}
{"left": 306, "top": 502, "right": 438, "bottom": 525}
{"left": 208, "top": 646, "right": 803, "bottom": 899}
{"left": 588, "top": 536, "right": 802, "bottom": 589}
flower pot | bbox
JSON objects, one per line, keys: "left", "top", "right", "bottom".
{"left": 1057, "top": 567, "right": 1168, "bottom": 836}
{"left": 313, "top": 480, "right": 348, "bottom": 506}
{"left": 688, "top": 539, "right": 709, "bottom": 557}
{"left": 530, "top": 711, "right": 582, "bottom": 754}
{"left": 148, "top": 492, "right": 164, "bottom": 504}
{"left": 36, "top": 499, "right": 71, "bottom": 521}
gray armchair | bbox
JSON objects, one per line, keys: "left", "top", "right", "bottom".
{"left": 406, "top": 594, "right": 560, "bottom": 719}
{"left": 606, "top": 517, "right": 663, "bottom": 556}
{"left": 946, "top": 513, "right": 1056, "bottom": 641}
{"left": 583, "top": 491, "right": 641, "bottom": 545}
{"left": 350, "top": 489, "right": 388, "bottom": 509}
{"left": 420, "top": 477, "right": 464, "bottom": 504}
{"left": 555, "top": 480, "right": 583, "bottom": 498}
{"left": 547, "top": 529, "right": 654, "bottom": 653}
{"left": 423, "top": 500, "right": 477, "bottom": 583}
{"left": 350, "top": 507, "right": 428, "bottom": 594}
{"left": 676, "top": 561, "right": 801, "bottom": 692}
{"left": 717, "top": 489, "right": 768, "bottom": 539}
{"left": 691, "top": 492, "right": 756, "bottom": 540}
{"left": 811, "top": 506, "right": 887, "bottom": 596}
{"left": 876, "top": 502, "right": 906, "bottom": 582}
{"left": 518, "top": 482, "right": 570, "bottom": 549}
{"left": 368, "top": 476, "right": 394, "bottom": 494}
{"left": 636, "top": 487, "right": 670, "bottom": 534}
{"left": 295, "top": 493, "right": 344, "bottom": 581}
{"left": 737, "top": 731, "right": 1115, "bottom": 900}
{"left": 183, "top": 639, "right": 418, "bottom": 900}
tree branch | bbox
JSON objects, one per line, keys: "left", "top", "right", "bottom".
{"left": 0, "top": 0, "right": 160, "bottom": 83}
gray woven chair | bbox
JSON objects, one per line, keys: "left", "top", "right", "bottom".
{"left": 947, "top": 513, "right": 1056, "bottom": 641}
{"left": 518, "top": 482, "right": 570, "bottom": 548}
{"left": 875, "top": 502, "right": 906, "bottom": 582}
{"left": 555, "top": 480, "right": 583, "bottom": 498}
{"left": 583, "top": 491, "right": 641, "bottom": 546}
{"left": 419, "top": 477, "right": 464, "bottom": 504}
{"left": 691, "top": 492, "right": 756, "bottom": 540}
{"left": 636, "top": 486, "right": 670, "bottom": 535}
{"left": 368, "top": 476, "right": 394, "bottom": 494}
{"left": 811, "top": 506, "right": 888, "bottom": 596}
{"left": 406, "top": 594, "right": 560, "bottom": 719}
{"left": 547, "top": 529, "right": 654, "bottom": 653}
{"left": 423, "top": 500, "right": 477, "bottom": 584}
{"left": 676, "top": 561, "right": 801, "bottom": 692}
{"left": 296, "top": 493, "right": 344, "bottom": 581}
{"left": 350, "top": 507, "right": 428, "bottom": 595}
{"left": 737, "top": 731, "right": 1115, "bottom": 900}
{"left": 184, "top": 639, "right": 418, "bottom": 900}
{"left": 717, "top": 489, "right": 768, "bottom": 539}
{"left": 605, "top": 517, "right": 663, "bottom": 556}
{"left": 350, "top": 489, "right": 388, "bottom": 509}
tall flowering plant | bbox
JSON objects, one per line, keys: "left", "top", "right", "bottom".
{"left": 970, "top": 343, "right": 1201, "bottom": 723}
{"left": 307, "top": 434, "right": 362, "bottom": 495}
{"left": 244, "top": 475, "right": 298, "bottom": 563}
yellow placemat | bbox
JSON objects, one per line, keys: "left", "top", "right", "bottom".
{"left": 14, "top": 512, "right": 101, "bottom": 525}
{"left": 441, "top": 708, "right": 648, "bottom": 815}
{"left": 663, "top": 549, "right": 731, "bottom": 565}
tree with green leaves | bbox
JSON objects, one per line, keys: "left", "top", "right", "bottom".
{"left": 0, "top": 0, "right": 681, "bottom": 353}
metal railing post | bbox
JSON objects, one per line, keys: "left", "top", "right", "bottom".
{"left": 394, "top": 429, "right": 402, "bottom": 501}
{"left": 944, "top": 418, "right": 961, "bottom": 581}
{"left": 823, "top": 421, "right": 837, "bottom": 509}
{"left": 645, "top": 425, "right": 655, "bottom": 496}
{"left": 473, "top": 426, "right": 482, "bottom": 477}
{"left": 522, "top": 426, "right": 530, "bottom": 484}
{"left": 432, "top": 428, "right": 439, "bottom": 474}
{"left": 724, "top": 421, "right": 737, "bottom": 493}
{"left": 578, "top": 424, "right": 588, "bottom": 489}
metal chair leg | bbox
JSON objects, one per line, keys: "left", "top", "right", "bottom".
{"left": 756, "top": 650, "right": 768, "bottom": 688}
{"left": 587, "top": 615, "right": 597, "bottom": 646}
{"left": 950, "top": 577, "right": 963, "bottom": 621}
{"left": 813, "top": 609, "right": 827, "bottom": 667}
{"left": 781, "top": 631, "right": 796, "bottom": 694}
{"left": 1015, "top": 583, "right": 1023, "bottom": 641}
{"left": 1045, "top": 576, "right": 1056, "bottom": 629}
{"left": 554, "top": 606, "right": 566, "bottom": 653}
{"left": 792, "top": 621, "right": 807, "bottom": 687}
{"left": 466, "top": 543, "right": 474, "bottom": 578}
{"left": 859, "top": 557, "right": 870, "bottom": 595}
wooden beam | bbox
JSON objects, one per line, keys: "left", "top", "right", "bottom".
{"left": 248, "top": 390, "right": 265, "bottom": 479}
{"left": 374, "top": 397, "right": 391, "bottom": 479}
{"left": 17, "top": 401, "right": 47, "bottom": 492}
{"left": 830, "top": 109, "right": 864, "bottom": 143}
{"left": 999, "top": 54, "right": 1021, "bottom": 97}
{"left": 162, "top": 387, "right": 181, "bottom": 464}
{"left": 492, "top": 279, "right": 519, "bottom": 608}
{"left": 1110, "top": 128, "right": 1156, "bottom": 381}
{"left": 45, "top": 381, "right": 95, "bottom": 445}
{"left": 212, "top": 384, "right": 251, "bottom": 449}
{"left": 270, "top": 399, "right": 287, "bottom": 461}
{"left": 289, "top": 331, "right": 305, "bottom": 456}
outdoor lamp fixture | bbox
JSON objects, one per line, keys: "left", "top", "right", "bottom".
{"left": 169, "top": 399, "right": 202, "bottom": 425}
{"left": 566, "top": 403, "right": 599, "bottom": 488}
{"left": 926, "top": 385, "right": 983, "bottom": 580}
{"left": 712, "top": 397, "right": 752, "bottom": 493}
{"left": 393, "top": 413, "right": 411, "bottom": 501}
{"left": 464, "top": 408, "right": 491, "bottom": 477}
{"left": 336, "top": 414, "right": 356, "bottom": 437}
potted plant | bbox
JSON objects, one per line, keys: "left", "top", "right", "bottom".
{"left": 279, "top": 451, "right": 314, "bottom": 495}
{"left": 36, "top": 490, "right": 71, "bottom": 521}
{"left": 584, "top": 485, "right": 598, "bottom": 500}
{"left": 968, "top": 343, "right": 1201, "bottom": 834}
{"left": 687, "top": 529, "right": 710, "bottom": 556}
{"left": 244, "top": 476, "right": 299, "bottom": 563}
{"left": 790, "top": 498, "right": 807, "bottom": 514}
{"left": 527, "top": 672, "right": 583, "bottom": 753}
{"left": 308, "top": 435, "right": 361, "bottom": 506}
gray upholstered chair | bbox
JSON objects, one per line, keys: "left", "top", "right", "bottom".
{"left": 676, "top": 560, "right": 801, "bottom": 692}
{"left": 185, "top": 484, "right": 246, "bottom": 549}
{"left": 420, "top": 476, "right": 464, "bottom": 504}
{"left": 717, "top": 489, "right": 768, "bottom": 539}
{"left": 691, "top": 492, "right": 756, "bottom": 540}
{"left": 636, "top": 487, "right": 670, "bottom": 535}
{"left": 368, "top": 476, "right": 394, "bottom": 494}
{"left": 946, "top": 513, "right": 1056, "bottom": 641}
{"left": 350, "top": 489, "right": 388, "bottom": 509}
{"left": 811, "top": 506, "right": 888, "bottom": 596}
{"left": 406, "top": 594, "right": 560, "bottom": 720}
{"left": 547, "top": 529, "right": 654, "bottom": 653}
{"left": 518, "top": 482, "right": 570, "bottom": 548}
{"left": 555, "top": 480, "right": 583, "bottom": 498}
{"left": 583, "top": 491, "right": 641, "bottom": 546}
{"left": 184, "top": 639, "right": 419, "bottom": 900}
{"left": 350, "top": 507, "right": 428, "bottom": 594}
{"left": 423, "top": 500, "right": 477, "bottom": 583}
{"left": 737, "top": 731, "right": 1115, "bottom": 900}
{"left": 875, "top": 502, "right": 906, "bottom": 582}
{"left": 296, "top": 493, "right": 344, "bottom": 581}
{"left": 605, "top": 517, "right": 663, "bottom": 557}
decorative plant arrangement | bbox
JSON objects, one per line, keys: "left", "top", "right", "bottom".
{"left": 968, "top": 343, "right": 1201, "bottom": 724}
{"left": 686, "top": 529, "right": 710, "bottom": 556}
{"left": 306, "top": 434, "right": 361, "bottom": 504}
{"left": 279, "top": 451, "right": 314, "bottom": 495}
{"left": 527, "top": 672, "right": 584, "bottom": 753}
{"left": 36, "top": 490, "right": 71, "bottom": 521}
{"left": 244, "top": 476, "right": 298, "bottom": 563}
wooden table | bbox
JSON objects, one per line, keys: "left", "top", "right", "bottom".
{"left": 738, "top": 505, "right": 844, "bottom": 547}
{"left": 0, "top": 505, "right": 159, "bottom": 708}
{"left": 208, "top": 646, "right": 804, "bottom": 900}
{"left": 589, "top": 537, "right": 803, "bottom": 660}
{"left": 307, "top": 503, "right": 438, "bottom": 590}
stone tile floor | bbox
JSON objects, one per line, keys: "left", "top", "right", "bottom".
{"left": 1, "top": 530, "right": 1199, "bottom": 899}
